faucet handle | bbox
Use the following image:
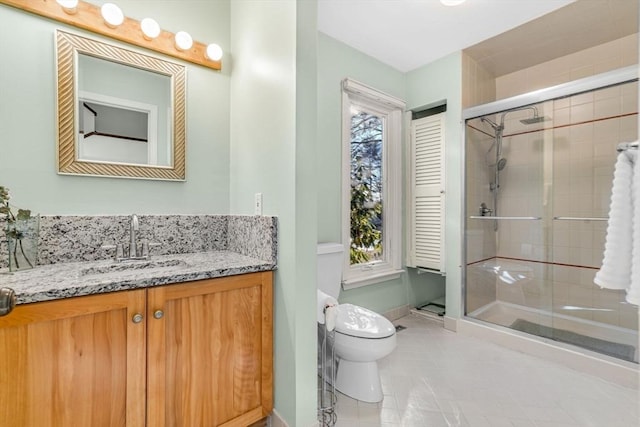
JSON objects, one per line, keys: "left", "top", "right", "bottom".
{"left": 101, "top": 243, "right": 126, "bottom": 261}
{"left": 141, "top": 241, "right": 161, "bottom": 258}
{"left": 100, "top": 243, "right": 124, "bottom": 261}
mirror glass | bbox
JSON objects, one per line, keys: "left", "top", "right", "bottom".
{"left": 56, "top": 30, "right": 186, "bottom": 180}
{"left": 78, "top": 54, "right": 172, "bottom": 166}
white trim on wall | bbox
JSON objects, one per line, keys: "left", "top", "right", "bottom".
{"left": 341, "top": 78, "right": 406, "bottom": 290}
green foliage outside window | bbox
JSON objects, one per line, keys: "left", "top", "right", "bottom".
{"left": 350, "top": 111, "right": 383, "bottom": 264}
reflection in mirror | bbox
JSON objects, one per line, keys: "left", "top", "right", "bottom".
{"left": 78, "top": 96, "right": 152, "bottom": 165}
{"left": 56, "top": 30, "right": 186, "bottom": 180}
{"left": 78, "top": 52, "right": 170, "bottom": 166}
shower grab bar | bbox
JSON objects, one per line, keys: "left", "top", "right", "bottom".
{"left": 469, "top": 216, "right": 541, "bottom": 220}
{"left": 553, "top": 216, "right": 608, "bottom": 221}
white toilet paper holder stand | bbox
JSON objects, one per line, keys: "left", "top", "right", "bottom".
{"left": 318, "top": 323, "right": 337, "bottom": 426}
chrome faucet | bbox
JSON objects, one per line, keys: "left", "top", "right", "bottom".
{"left": 102, "top": 214, "right": 155, "bottom": 262}
{"left": 129, "top": 214, "right": 139, "bottom": 258}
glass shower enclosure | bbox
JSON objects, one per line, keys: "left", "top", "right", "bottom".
{"left": 463, "top": 67, "right": 639, "bottom": 363}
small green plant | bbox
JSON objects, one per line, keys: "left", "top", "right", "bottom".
{"left": 0, "top": 186, "right": 34, "bottom": 269}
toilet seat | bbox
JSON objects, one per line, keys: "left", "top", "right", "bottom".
{"left": 335, "top": 303, "right": 396, "bottom": 339}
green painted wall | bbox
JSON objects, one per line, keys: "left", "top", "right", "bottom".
{"left": 1, "top": 1, "right": 466, "bottom": 423}
{"left": 294, "top": 1, "right": 320, "bottom": 425}
{"left": 316, "top": 32, "right": 406, "bottom": 245}
{"left": 0, "top": 1, "right": 230, "bottom": 215}
{"left": 229, "top": 1, "right": 318, "bottom": 425}
{"left": 317, "top": 33, "right": 446, "bottom": 314}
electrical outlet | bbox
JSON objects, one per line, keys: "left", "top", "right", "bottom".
{"left": 254, "top": 193, "right": 263, "bottom": 215}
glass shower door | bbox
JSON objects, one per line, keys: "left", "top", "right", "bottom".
{"left": 548, "top": 81, "right": 638, "bottom": 362}
{"left": 464, "top": 78, "right": 639, "bottom": 363}
{"left": 465, "top": 101, "right": 553, "bottom": 329}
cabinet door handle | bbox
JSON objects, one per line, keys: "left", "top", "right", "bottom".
{"left": 132, "top": 313, "right": 144, "bottom": 324}
{"left": 153, "top": 310, "right": 164, "bottom": 319}
{"left": 0, "top": 288, "right": 16, "bottom": 317}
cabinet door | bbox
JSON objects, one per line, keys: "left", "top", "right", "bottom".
{"left": 147, "top": 272, "right": 273, "bottom": 427}
{"left": 0, "top": 290, "right": 147, "bottom": 427}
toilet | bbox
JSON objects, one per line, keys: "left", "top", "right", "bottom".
{"left": 317, "top": 243, "right": 396, "bottom": 403}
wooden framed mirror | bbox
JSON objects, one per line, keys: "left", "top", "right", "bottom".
{"left": 56, "top": 30, "right": 186, "bottom": 180}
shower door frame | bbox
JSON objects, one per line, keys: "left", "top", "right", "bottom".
{"left": 460, "top": 64, "right": 639, "bottom": 321}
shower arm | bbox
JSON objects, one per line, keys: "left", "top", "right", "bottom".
{"left": 486, "top": 105, "right": 542, "bottom": 231}
{"left": 497, "top": 106, "right": 540, "bottom": 128}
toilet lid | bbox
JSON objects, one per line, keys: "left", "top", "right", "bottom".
{"left": 335, "top": 303, "right": 396, "bottom": 339}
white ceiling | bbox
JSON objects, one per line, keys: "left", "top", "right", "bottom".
{"left": 317, "top": 0, "right": 576, "bottom": 72}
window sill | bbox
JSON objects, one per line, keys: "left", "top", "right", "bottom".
{"left": 341, "top": 269, "right": 405, "bottom": 290}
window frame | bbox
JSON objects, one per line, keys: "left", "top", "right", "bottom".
{"left": 341, "top": 78, "right": 405, "bottom": 289}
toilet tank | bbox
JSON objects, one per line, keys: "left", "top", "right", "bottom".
{"left": 317, "top": 243, "right": 344, "bottom": 298}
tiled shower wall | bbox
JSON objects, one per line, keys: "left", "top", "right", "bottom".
{"left": 496, "top": 33, "right": 638, "bottom": 100}
{"left": 462, "top": 52, "right": 496, "bottom": 109}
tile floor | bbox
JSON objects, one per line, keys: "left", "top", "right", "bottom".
{"left": 332, "top": 314, "right": 639, "bottom": 427}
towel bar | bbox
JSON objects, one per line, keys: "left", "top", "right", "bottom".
{"left": 468, "top": 216, "right": 542, "bottom": 220}
{"left": 553, "top": 216, "right": 608, "bottom": 221}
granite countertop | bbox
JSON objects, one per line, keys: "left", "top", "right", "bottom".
{"left": 0, "top": 251, "right": 276, "bottom": 305}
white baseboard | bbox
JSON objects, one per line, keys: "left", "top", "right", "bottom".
{"left": 383, "top": 304, "right": 411, "bottom": 321}
{"left": 269, "top": 409, "right": 319, "bottom": 427}
{"left": 443, "top": 315, "right": 458, "bottom": 331}
{"left": 270, "top": 409, "right": 288, "bottom": 427}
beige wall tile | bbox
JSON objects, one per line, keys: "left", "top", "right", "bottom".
{"left": 496, "top": 34, "right": 638, "bottom": 99}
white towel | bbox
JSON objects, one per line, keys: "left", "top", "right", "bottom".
{"left": 628, "top": 148, "right": 640, "bottom": 305}
{"left": 594, "top": 147, "right": 639, "bottom": 305}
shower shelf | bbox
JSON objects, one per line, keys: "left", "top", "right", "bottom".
{"left": 469, "top": 216, "right": 541, "bottom": 220}
{"left": 553, "top": 216, "right": 608, "bottom": 221}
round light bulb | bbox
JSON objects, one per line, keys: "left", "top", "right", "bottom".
{"left": 205, "top": 44, "right": 223, "bottom": 61}
{"left": 101, "top": 3, "right": 124, "bottom": 28}
{"left": 141, "top": 18, "right": 161, "bottom": 40}
{"left": 174, "top": 31, "right": 193, "bottom": 51}
{"left": 56, "top": 0, "right": 78, "bottom": 14}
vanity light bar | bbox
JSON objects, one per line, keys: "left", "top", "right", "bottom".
{"left": 0, "top": 0, "right": 222, "bottom": 71}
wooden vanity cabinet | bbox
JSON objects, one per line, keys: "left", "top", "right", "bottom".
{"left": 0, "top": 271, "right": 273, "bottom": 427}
{"left": 146, "top": 271, "right": 273, "bottom": 427}
{"left": 0, "top": 289, "right": 147, "bottom": 427}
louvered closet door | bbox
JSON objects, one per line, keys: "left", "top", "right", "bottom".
{"left": 409, "top": 113, "right": 445, "bottom": 271}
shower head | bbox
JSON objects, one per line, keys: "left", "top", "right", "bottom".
{"left": 489, "top": 157, "right": 508, "bottom": 170}
{"left": 483, "top": 106, "right": 548, "bottom": 132}
{"left": 520, "top": 115, "right": 550, "bottom": 125}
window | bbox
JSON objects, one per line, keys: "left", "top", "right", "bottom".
{"left": 341, "top": 78, "right": 405, "bottom": 289}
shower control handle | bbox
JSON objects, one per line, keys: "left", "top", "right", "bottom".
{"left": 479, "top": 202, "right": 493, "bottom": 217}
